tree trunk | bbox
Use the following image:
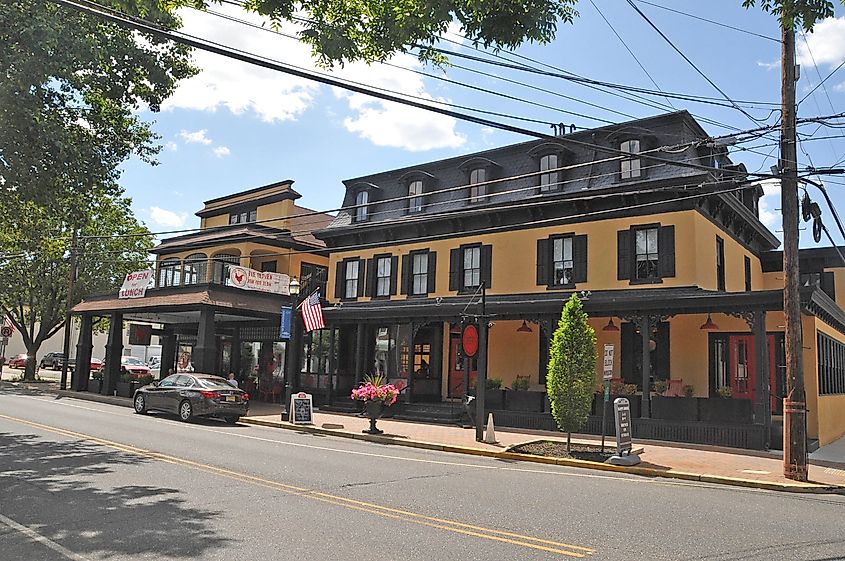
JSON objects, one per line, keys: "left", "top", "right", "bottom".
{"left": 23, "top": 344, "right": 39, "bottom": 381}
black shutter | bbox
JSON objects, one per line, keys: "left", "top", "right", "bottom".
{"left": 334, "top": 262, "right": 344, "bottom": 299}
{"left": 480, "top": 245, "right": 492, "bottom": 289}
{"left": 573, "top": 235, "right": 587, "bottom": 284}
{"left": 390, "top": 255, "right": 398, "bottom": 295}
{"left": 427, "top": 251, "right": 437, "bottom": 294}
{"left": 617, "top": 230, "right": 631, "bottom": 280}
{"left": 357, "top": 259, "right": 366, "bottom": 297}
{"left": 658, "top": 225, "right": 676, "bottom": 278}
{"left": 537, "top": 238, "right": 550, "bottom": 286}
{"left": 400, "top": 255, "right": 410, "bottom": 295}
{"left": 449, "top": 248, "right": 461, "bottom": 291}
{"left": 365, "top": 258, "right": 374, "bottom": 297}
{"left": 821, "top": 271, "right": 836, "bottom": 301}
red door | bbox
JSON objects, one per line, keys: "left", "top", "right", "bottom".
{"left": 448, "top": 337, "right": 476, "bottom": 398}
{"left": 728, "top": 335, "right": 778, "bottom": 404}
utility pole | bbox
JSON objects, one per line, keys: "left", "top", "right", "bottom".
{"left": 475, "top": 282, "right": 488, "bottom": 442}
{"left": 60, "top": 230, "right": 78, "bottom": 391}
{"left": 780, "top": 21, "right": 808, "bottom": 482}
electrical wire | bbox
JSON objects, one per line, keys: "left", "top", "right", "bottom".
{"left": 799, "top": 59, "right": 845, "bottom": 106}
{"left": 631, "top": 0, "right": 781, "bottom": 43}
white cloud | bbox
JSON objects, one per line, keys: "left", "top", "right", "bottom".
{"left": 756, "top": 179, "right": 781, "bottom": 233}
{"left": 797, "top": 17, "right": 845, "bottom": 67}
{"left": 149, "top": 206, "right": 188, "bottom": 228}
{"left": 332, "top": 56, "right": 465, "bottom": 151}
{"left": 162, "top": 7, "right": 319, "bottom": 123}
{"left": 756, "top": 60, "right": 779, "bottom": 71}
{"left": 213, "top": 146, "right": 231, "bottom": 158}
{"left": 165, "top": 141, "right": 178, "bottom": 152}
{"left": 833, "top": 81, "right": 845, "bottom": 93}
{"left": 179, "top": 129, "right": 212, "bottom": 145}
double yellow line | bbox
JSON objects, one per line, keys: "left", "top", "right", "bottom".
{"left": 0, "top": 414, "right": 595, "bottom": 558}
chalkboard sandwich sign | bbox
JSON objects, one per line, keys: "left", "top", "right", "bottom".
{"left": 289, "top": 392, "right": 314, "bottom": 425}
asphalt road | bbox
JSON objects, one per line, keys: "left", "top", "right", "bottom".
{"left": 1, "top": 386, "right": 844, "bottom": 561}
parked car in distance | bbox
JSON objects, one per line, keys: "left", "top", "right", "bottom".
{"left": 121, "top": 356, "right": 150, "bottom": 375}
{"left": 133, "top": 373, "right": 249, "bottom": 424}
{"left": 65, "top": 357, "right": 103, "bottom": 372}
{"left": 8, "top": 353, "right": 29, "bottom": 369}
{"left": 39, "top": 352, "right": 66, "bottom": 370}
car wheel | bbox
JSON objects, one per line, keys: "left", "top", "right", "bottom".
{"left": 133, "top": 393, "right": 147, "bottom": 415}
{"left": 179, "top": 400, "right": 193, "bottom": 422}
{"left": 225, "top": 416, "right": 240, "bottom": 425}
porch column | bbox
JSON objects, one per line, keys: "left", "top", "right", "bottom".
{"left": 193, "top": 307, "right": 216, "bottom": 373}
{"left": 160, "top": 329, "right": 177, "bottom": 379}
{"left": 231, "top": 328, "right": 241, "bottom": 380}
{"left": 407, "top": 322, "right": 415, "bottom": 403}
{"left": 753, "top": 309, "right": 772, "bottom": 448}
{"left": 354, "top": 323, "right": 365, "bottom": 384}
{"left": 640, "top": 315, "right": 652, "bottom": 418}
{"left": 102, "top": 312, "right": 123, "bottom": 396}
{"left": 327, "top": 328, "right": 337, "bottom": 404}
{"left": 72, "top": 314, "right": 93, "bottom": 391}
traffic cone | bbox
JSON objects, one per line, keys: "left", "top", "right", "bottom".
{"left": 484, "top": 413, "right": 497, "bottom": 444}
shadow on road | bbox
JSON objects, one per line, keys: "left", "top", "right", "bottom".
{"left": 0, "top": 431, "right": 231, "bottom": 558}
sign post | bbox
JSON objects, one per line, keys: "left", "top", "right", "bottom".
{"left": 0, "top": 335, "right": 8, "bottom": 377}
{"left": 608, "top": 397, "right": 640, "bottom": 465}
{"left": 601, "top": 344, "right": 614, "bottom": 453}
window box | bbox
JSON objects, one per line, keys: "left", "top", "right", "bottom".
{"left": 698, "top": 397, "right": 753, "bottom": 424}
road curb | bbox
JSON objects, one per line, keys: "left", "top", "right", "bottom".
{"left": 11, "top": 385, "right": 845, "bottom": 495}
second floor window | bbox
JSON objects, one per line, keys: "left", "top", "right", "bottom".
{"left": 620, "top": 139, "right": 642, "bottom": 180}
{"left": 635, "top": 227, "right": 659, "bottom": 280}
{"left": 716, "top": 237, "right": 726, "bottom": 291}
{"left": 463, "top": 246, "right": 481, "bottom": 289}
{"left": 229, "top": 209, "right": 257, "bottom": 224}
{"left": 183, "top": 253, "right": 207, "bottom": 285}
{"left": 553, "top": 237, "right": 573, "bottom": 286}
{"left": 158, "top": 258, "right": 181, "bottom": 287}
{"left": 412, "top": 253, "right": 428, "bottom": 295}
{"left": 345, "top": 260, "right": 360, "bottom": 298}
{"left": 469, "top": 168, "right": 487, "bottom": 203}
{"left": 408, "top": 180, "right": 424, "bottom": 213}
{"left": 540, "top": 153, "right": 559, "bottom": 192}
{"left": 376, "top": 256, "right": 392, "bottom": 297}
{"left": 301, "top": 262, "right": 328, "bottom": 296}
{"left": 355, "top": 190, "right": 369, "bottom": 222}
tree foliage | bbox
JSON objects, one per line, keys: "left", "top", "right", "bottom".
{"left": 742, "top": 0, "right": 845, "bottom": 31}
{"left": 170, "top": 0, "right": 578, "bottom": 66}
{"left": 0, "top": 0, "right": 194, "bottom": 379}
{"left": 546, "top": 294, "right": 596, "bottom": 453}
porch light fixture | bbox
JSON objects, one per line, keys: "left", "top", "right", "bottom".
{"left": 699, "top": 313, "right": 720, "bottom": 331}
{"left": 289, "top": 276, "right": 301, "bottom": 296}
{"left": 602, "top": 318, "right": 620, "bottom": 332}
{"left": 516, "top": 320, "right": 533, "bottom": 333}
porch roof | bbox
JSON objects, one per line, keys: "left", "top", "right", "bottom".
{"left": 325, "top": 286, "right": 842, "bottom": 331}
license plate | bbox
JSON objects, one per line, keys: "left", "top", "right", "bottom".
{"left": 226, "top": 395, "right": 236, "bottom": 402}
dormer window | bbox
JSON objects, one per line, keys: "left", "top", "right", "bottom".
{"left": 539, "top": 153, "right": 559, "bottom": 192}
{"left": 469, "top": 168, "right": 487, "bottom": 203}
{"left": 355, "top": 190, "right": 369, "bottom": 222}
{"left": 620, "top": 139, "right": 641, "bottom": 180}
{"left": 408, "top": 180, "right": 423, "bottom": 213}
{"left": 229, "top": 208, "right": 257, "bottom": 224}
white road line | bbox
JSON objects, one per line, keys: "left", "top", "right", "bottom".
{"left": 0, "top": 513, "right": 92, "bottom": 561}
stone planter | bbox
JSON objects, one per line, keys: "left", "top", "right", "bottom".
{"left": 364, "top": 401, "right": 385, "bottom": 434}
{"left": 115, "top": 381, "right": 132, "bottom": 398}
{"left": 505, "top": 390, "right": 544, "bottom": 412}
{"left": 651, "top": 396, "right": 698, "bottom": 421}
{"left": 699, "top": 397, "right": 753, "bottom": 424}
{"left": 86, "top": 379, "right": 101, "bottom": 393}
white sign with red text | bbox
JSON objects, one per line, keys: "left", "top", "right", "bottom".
{"left": 119, "top": 270, "right": 154, "bottom": 299}
{"left": 228, "top": 266, "right": 290, "bottom": 296}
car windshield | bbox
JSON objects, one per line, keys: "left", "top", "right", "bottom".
{"left": 122, "top": 357, "right": 145, "bottom": 365}
{"left": 196, "top": 377, "right": 235, "bottom": 390}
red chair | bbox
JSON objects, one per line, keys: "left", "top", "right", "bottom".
{"left": 665, "top": 379, "right": 684, "bottom": 397}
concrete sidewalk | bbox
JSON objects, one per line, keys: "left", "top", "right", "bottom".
{"left": 5, "top": 381, "right": 845, "bottom": 494}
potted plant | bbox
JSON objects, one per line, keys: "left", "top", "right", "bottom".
{"left": 116, "top": 372, "right": 133, "bottom": 397}
{"left": 87, "top": 369, "right": 103, "bottom": 393}
{"left": 505, "top": 376, "right": 543, "bottom": 412}
{"left": 351, "top": 374, "right": 399, "bottom": 435}
{"left": 653, "top": 380, "right": 668, "bottom": 396}
{"left": 652, "top": 382, "right": 698, "bottom": 421}
{"left": 717, "top": 385, "right": 733, "bottom": 398}
{"left": 682, "top": 384, "right": 695, "bottom": 398}
{"left": 485, "top": 377, "right": 504, "bottom": 410}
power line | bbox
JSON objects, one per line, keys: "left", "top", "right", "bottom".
{"left": 631, "top": 0, "right": 781, "bottom": 43}
{"left": 589, "top": 0, "right": 676, "bottom": 110}
{"left": 625, "top": 0, "right": 765, "bottom": 126}
{"left": 799, "top": 59, "right": 845, "bottom": 106}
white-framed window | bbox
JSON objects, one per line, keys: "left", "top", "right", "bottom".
{"left": 376, "top": 256, "right": 391, "bottom": 297}
{"left": 469, "top": 168, "right": 487, "bottom": 203}
{"left": 635, "top": 227, "right": 659, "bottom": 280}
{"left": 540, "top": 153, "right": 559, "bottom": 191}
{"left": 183, "top": 253, "right": 208, "bottom": 285}
{"left": 620, "top": 139, "right": 641, "bottom": 179}
{"left": 158, "top": 258, "right": 182, "bottom": 287}
{"left": 412, "top": 253, "right": 428, "bottom": 295}
{"left": 462, "top": 246, "right": 481, "bottom": 289}
{"left": 355, "top": 190, "right": 369, "bottom": 222}
{"left": 211, "top": 254, "right": 240, "bottom": 284}
{"left": 229, "top": 209, "right": 257, "bottom": 224}
{"left": 344, "top": 260, "right": 359, "bottom": 298}
{"left": 408, "top": 180, "right": 423, "bottom": 213}
{"left": 552, "top": 237, "right": 573, "bottom": 286}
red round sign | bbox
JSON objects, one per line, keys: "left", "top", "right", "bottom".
{"left": 461, "top": 324, "right": 479, "bottom": 358}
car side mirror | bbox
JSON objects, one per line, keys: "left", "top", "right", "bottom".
{"left": 152, "top": 381, "right": 160, "bottom": 387}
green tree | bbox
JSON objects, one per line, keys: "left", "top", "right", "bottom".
{"left": 172, "top": 0, "right": 578, "bottom": 66}
{"left": 742, "top": 0, "right": 845, "bottom": 31}
{"left": 546, "top": 294, "right": 596, "bottom": 454}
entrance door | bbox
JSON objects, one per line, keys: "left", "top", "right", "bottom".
{"left": 729, "top": 336, "right": 755, "bottom": 399}
{"left": 448, "top": 336, "right": 477, "bottom": 398}
{"left": 411, "top": 327, "right": 440, "bottom": 401}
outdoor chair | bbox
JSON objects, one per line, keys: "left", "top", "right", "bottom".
{"left": 665, "top": 379, "right": 684, "bottom": 397}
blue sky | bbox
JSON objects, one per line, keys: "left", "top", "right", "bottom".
{"left": 121, "top": 1, "right": 845, "bottom": 246}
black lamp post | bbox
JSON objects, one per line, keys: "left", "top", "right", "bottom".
{"left": 282, "top": 277, "right": 301, "bottom": 420}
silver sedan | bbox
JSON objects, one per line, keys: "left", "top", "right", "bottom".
{"left": 133, "top": 373, "right": 249, "bottom": 424}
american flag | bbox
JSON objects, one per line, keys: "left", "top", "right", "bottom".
{"left": 299, "top": 289, "right": 325, "bottom": 333}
